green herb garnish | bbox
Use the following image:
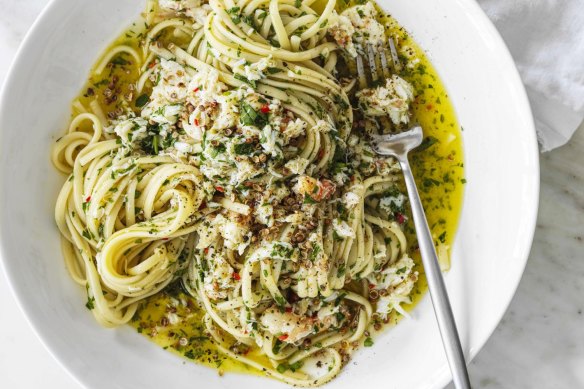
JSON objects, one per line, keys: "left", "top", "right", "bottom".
{"left": 234, "top": 142, "right": 255, "bottom": 155}
{"left": 135, "top": 94, "right": 149, "bottom": 107}
{"left": 416, "top": 136, "right": 439, "bottom": 152}
{"left": 267, "top": 67, "right": 283, "bottom": 74}
{"left": 234, "top": 73, "right": 256, "bottom": 88}
{"left": 240, "top": 100, "right": 268, "bottom": 127}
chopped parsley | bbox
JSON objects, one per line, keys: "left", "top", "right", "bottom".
{"left": 85, "top": 295, "right": 95, "bottom": 310}
{"left": 234, "top": 142, "right": 255, "bottom": 155}
{"left": 227, "top": 6, "right": 241, "bottom": 24}
{"left": 112, "top": 55, "right": 130, "bottom": 66}
{"left": 184, "top": 350, "right": 197, "bottom": 359}
{"left": 277, "top": 361, "right": 303, "bottom": 373}
{"left": 135, "top": 94, "right": 149, "bottom": 107}
{"left": 234, "top": 73, "right": 256, "bottom": 88}
{"left": 309, "top": 244, "right": 321, "bottom": 262}
{"left": 303, "top": 194, "right": 317, "bottom": 204}
{"left": 273, "top": 339, "right": 283, "bottom": 354}
{"left": 271, "top": 243, "right": 294, "bottom": 258}
{"left": 438, "top": 231, "right": 447, "bottom": 243}
{"left": 416, "top": 136, "right": 439, "bottom": 152}
{"left": 240, "top": 100, "right": 268, "bottom": 127}
{"left": 267, "top": 67, "right": 283, "bottom": 74}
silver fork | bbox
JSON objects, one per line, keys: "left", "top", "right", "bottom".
{"left": 356, "top": 41, "right": 472, "bottom": 389}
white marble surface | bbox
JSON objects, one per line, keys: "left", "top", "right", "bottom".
{"left": 0, "top": 1, "right": 582, "bottom": 388}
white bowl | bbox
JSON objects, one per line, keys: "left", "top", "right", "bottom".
{"left": 0, "top": 0, "right": 539, "bottom": 388}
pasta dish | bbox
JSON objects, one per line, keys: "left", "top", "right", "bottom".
{"left": 51, "top": 0, "right": 464, "bottom": 385}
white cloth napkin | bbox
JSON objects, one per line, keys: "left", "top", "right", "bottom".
{"left": 477, "top": 0, "right": 584, "bottom": 151}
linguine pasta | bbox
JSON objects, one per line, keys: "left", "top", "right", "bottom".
{"left": 51, "top": 0, "right": 458, "bottom": 385}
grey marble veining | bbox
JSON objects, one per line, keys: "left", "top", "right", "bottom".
{"left": 0, "top": 1, "right": 583, "bottom": 388}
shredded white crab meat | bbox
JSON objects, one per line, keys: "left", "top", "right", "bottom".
{"left": 379, "top": 192, "right": 406, "bottom": 213}
{"left": 356, "top": 75, "right": 415, "bottom": 124}
{"left": 342, "top": 3, "right": 386, "bottom": 47}
{"left": 282, "top": 118, "right": 307, "bottom": 141}
{"left": 285, "top": 157, "right": 310, "bottom": 175}
{"left": 232, "top": 56, "right": 275, "bottom": 81}
{"left": 328, "top": 3, "right": 386, "bottom": 57}
{"left": 111, "top": 117, "right": 149, "bottom": 149}
{"left": 158, "top": 0, "right": 210, "bottom": 24}
{"left": 332, "top": 219, "right": 355, "bottom": 238}
{"left": 213, "top": 214, "right": 249, "bottom": 254}
{"left": 328, "top": 13, "right": 357, "bottom": 57}
{"left": 343, "top": 189, "right": 362, "bottom": 209}
{"left": 202, "top": 250, "right": 236, "bottom": 300}
{"left": 369, "top": 256, "right": 419, "bottom": 318}
{"left": 260, "top": 306, "right": 338, "bottom": 344}
{"left": 312, "top": 119, "right": 334, "bottom": 133}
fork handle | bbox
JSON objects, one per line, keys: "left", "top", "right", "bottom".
{"left": 398, "top": 155, "right": 471, "bottom": 389}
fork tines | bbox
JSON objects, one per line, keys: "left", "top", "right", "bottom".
{"left": 356, "top": 38, "right": 402, "bottom": 89}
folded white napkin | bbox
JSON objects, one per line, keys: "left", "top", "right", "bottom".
{"left": 478, "top": 0, "right": 584, "bottom": 151}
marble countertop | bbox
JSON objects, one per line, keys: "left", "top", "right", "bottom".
{"left": 0, "top": 1, "right": 582, "bottom": 388}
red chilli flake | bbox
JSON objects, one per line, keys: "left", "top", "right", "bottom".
{"left": 85, "top": 196, "right": 91, "bottom": 203}
{"left": 278, "top": 334, "right": 289, "bottom": 341}
{"left": 396, "top": 213, "right": 406, "bottom": 224}
{"left": 148, "top": 61, "right": 156, "bottom": 69}
{"left": 193, "top": 87, "right": 199, "bottom": 92}
{"left": 260, "top": 104, "right": 270, "bottom": 114}
{"left": 162, "top": 238, "right": 169, "bottom": 241}
{"left": 232, "top": 273, "right": 241, "bottom": 281}
{"left": 285, "top": 307, "right": 293, "bottom": 313}
{"left": 215, "top": 186, "right": 224, "bottom": 193}
{"left": 204, "top": 247, "right": 209, "bottom": 254}
{"left": 194, "top": 118, "right": 200, "bottom": 126}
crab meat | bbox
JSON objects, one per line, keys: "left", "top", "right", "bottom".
{"left": 356, "top": 75, "right": 415, "bottom": 125}
{"left": 259, "top": 306, "right": 338, "bottom": 344}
